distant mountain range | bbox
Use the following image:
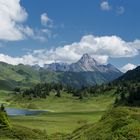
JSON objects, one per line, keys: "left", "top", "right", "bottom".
{"left": 0, "top": 54, "right": 123, "bottom": 90}
{"left": 42, "top": 53, "right": 121, "bottom": 73}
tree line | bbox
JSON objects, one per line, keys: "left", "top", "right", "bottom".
{"left": 13, "top": 82, "right": 116, "bottom": 100}
{"left": 114, "top": 82, "right": 140, "bottom": 106}
{"left": 14, "top": 83, "right": 66, "bottom": 99}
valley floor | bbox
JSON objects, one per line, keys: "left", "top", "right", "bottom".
{"left": 1, "top": 90, "right": 140, "bottom": 140}
{"left": 0, "top": 90, "right": 114, "bottom": 136}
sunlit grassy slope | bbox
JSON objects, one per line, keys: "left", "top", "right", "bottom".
{"left": 0, "top": 62, "right": 40, "bottom": 90}
{"left": 66, "top": 107, "right": 140, "bottom": 140}
{"left": 8, "top": 91, "right": 115, "bottom": 112}
{"left": 1, "top": 89, "right": 140, "bottom": 140}
{"left": 0, "top": 90, "right": 115, "bottom": 135}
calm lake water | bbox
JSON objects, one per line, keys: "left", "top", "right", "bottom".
{"left": 6, "top": 108, "right": 47, "bottom": 116}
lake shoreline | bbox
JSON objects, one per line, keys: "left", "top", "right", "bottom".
{"left": 6, "top": 108, "right": 49, "bottom": 116}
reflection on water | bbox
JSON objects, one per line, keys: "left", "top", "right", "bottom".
{"left": 6, "top": 108, "right": 47, "bottom": 116}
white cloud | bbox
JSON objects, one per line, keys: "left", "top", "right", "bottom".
{"left": 121, "top": 63, "right": 137, "bottom": 73}
{"left": 0, "top": 35, "right": 140, "bottom": 66}
{"left": 0, "top": 0, "right": 50, "bottom": 42}
{"left": 0, "top": 0, "right": 28, "bottom": 41}
{"left": 46, "top": 35, "right": 138, "bottom": 64}
{"left": 100, "top": 1, "right": 111, "bottom": 11}
{"left": 128, "top": 39, "right": 140, "bottom": 49}
{"left": 41, "top": 13, "right": 53, "bottom": 27}
{"left": 0, "top": 54, "right": 34, "bottom": 65}
{"left": 92, "top": 55, "right": 109, "bottom": 64}
{"left": 117, "top": 6, "right": 125, "bottom": 14}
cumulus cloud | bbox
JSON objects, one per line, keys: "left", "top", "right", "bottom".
{"left": 41, "top": 13, "right": 53, "bottom": 28}
{"left": 128, "top": 39, "right": 140, "bottom": 49}
{"left": 0, "top": 0, "right": 28, "bottom": 41}
{"left": 100, "top": 1, "right": 111, "bottom": 11}
{"left": 0, "top": 51, "right": 55, "bottom": 66}
{"left": 44, "top": 35, "right": 138, "bottom": 64}
{"left": 117, "top": 6, "right": 125, "bottom": 14}
{"left": 121, "top": 63, "right": 137, "bottom": 73}
{"left": 0, "top": 35, "right": 140, "bottom": 67}
{"left": 0, "top": 0, "right": 50, "bottom": 42}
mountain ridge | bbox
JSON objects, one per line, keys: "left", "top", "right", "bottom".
{"left": 42, "top": 53, "right": 122, "bottom": 73}
{"left": 116, "top": 65, "right": 140, "bottom": 83}
{"left": 0, "top": 54, "right": 123, "bottom": 90}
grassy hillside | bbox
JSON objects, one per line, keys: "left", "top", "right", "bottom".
{"left": 0, "top": 65, "right": 140, "bottom": 139}
{"left": 1, "top": 86, "right": 140, "bottom": 139}
{"left": 0, "top": 62, "right": 40, "bottom": 90}
{"left": 0, "top": 110, "right": 11, "bottom": 129}
{"left": 65, "top": 107, "right": 140, "bottom": 140}
{"left": 0, "top": 125, "right": 48, "bottom": 140}
{"left": 0, "top": 101, "right": 47, "bottom": 140}
{"left": 0, "top": 83, "right": 139, "bottom": 139}
{"left": 0, "top": 62, "right": 122, "bottom": 90}
{"left": 0, "top": 90, "right": 115, "bottom": 136}
{"left": 9, "top": 93, "right": 114, "bottom": 135}
{"left": 7, "top": 91, "right": 115, "bottom": 112}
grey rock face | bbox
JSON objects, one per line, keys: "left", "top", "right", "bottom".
{"left": 33, "top": 53, "right": 122, "bottom": 74}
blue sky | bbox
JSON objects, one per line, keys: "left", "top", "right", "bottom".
{"left": 0, "top": 0, "right": 140, "bottom": 72}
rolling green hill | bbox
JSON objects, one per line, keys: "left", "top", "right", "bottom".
{"left": 0, "top": 62, "right": 40, "bottom": 90}
{"left": 65, "top": 107, "right": 140, "bottom": 140}
{"left": 0, "top": 65, "right": 140, "bottom": 139}
{"left": 0, "top": 62, "right": 122, "bottom": 90}
{"left": 60, "top": 66, "right": 140, "bottom": 140}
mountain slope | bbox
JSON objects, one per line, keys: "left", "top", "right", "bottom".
{"left": 44, "top": 63, "right": 69, "bottom": 72}
{"left": 0, "top": 54, "right": 122, "bottom": 90}
{"left": 66, "top": 107, "right": 140, "bottom": 140}
{"left": 39, "top": 54, "right": 122, "bottom": 87}
{"left": 69, "top": 53, "right": 98, "bottom": 72}
{"left": 0, "top": 62, "right": 40, "bottom": 90}
{"left": 39, "top": 70, "right": 108, "bottom": 88}
{"left": 112, "top": 66, "right": 140, "bottom": 107}
{"left": 116, "top": 66, "right": 140, "bottom": 82}
{"left": 40, "top": 54, "right": 122, "bottom": 87}
{"left": 43, "top": 53, "right": 122, "bottom": 74}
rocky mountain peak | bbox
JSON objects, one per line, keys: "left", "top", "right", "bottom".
{"left": 78, "top": 53, "right": 98, "bottom": 66}
{"left": 33, "top": 53, "right": 122, "bottom": 74}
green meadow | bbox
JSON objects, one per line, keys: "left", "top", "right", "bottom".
{"left": 0, "top": 90, "right": 115, "bottom": 135}
{"left": 0, "top": 87, "right": 140, "bottom": 140}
